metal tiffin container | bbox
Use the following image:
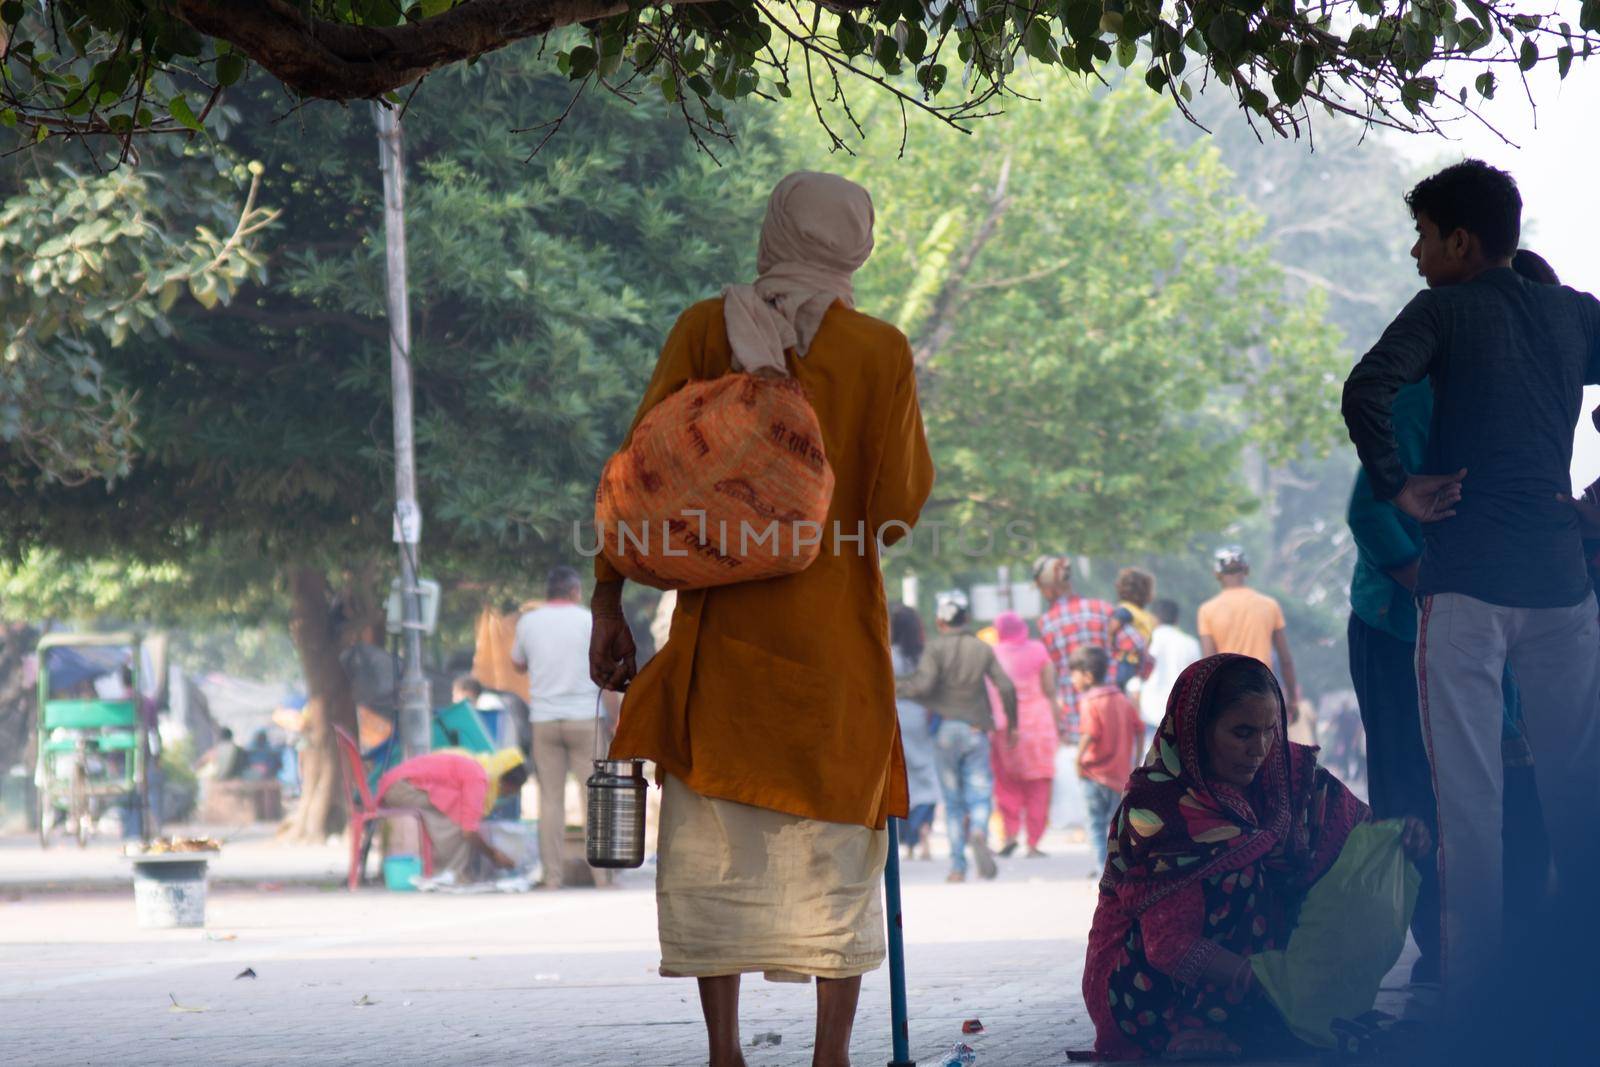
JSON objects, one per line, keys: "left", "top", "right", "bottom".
{"left": 586, "top": 758, "right": 647, "bottom": 869}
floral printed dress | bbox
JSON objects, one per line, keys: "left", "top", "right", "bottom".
{"left": 1082, "top": 654, "right": 1369, "bottom": 1059}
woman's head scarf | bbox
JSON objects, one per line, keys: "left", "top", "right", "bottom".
{"left": 723, "top": 171, "right": 875, "bottom": 375}
{"left": 1099, "top": 654, "right": 1365, "bottom": 914}
{"left": 478, "top": 748, "right": 526, "bottom": 815}
{"left": 995, "top": 610, "right": 1029, "bottom": 644}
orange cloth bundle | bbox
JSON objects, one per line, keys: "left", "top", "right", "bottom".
{"left": 595, "top": 373, "right": 835, "bottom": 590}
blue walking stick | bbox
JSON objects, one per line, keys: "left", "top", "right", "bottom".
{"left": 886, "top": 818, "right": 915, "bottom": 1066}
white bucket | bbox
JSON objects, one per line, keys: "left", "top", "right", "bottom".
{"left": 131, "top": 857, "right": 209, "bottom": 928}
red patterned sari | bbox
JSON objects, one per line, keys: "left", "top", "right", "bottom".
{"left": 1082, "top": 654, "right": 1369, "bottom": 1059}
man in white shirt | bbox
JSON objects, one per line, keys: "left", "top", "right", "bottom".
{"left": 1140, "top": 599, "right": 1202, "bottom": 743}
{"left": 512, "top": 565, "right": 608, "bottom": 888}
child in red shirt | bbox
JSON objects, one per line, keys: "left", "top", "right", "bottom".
{"left": 1071, "top": 645, "right": 1145, "bottom": 870}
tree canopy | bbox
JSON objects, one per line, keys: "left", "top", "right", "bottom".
{"left": 0, "top": 42, "right": 770, "bottom": 580}
{"left": 1, "top": 153, "right": 273, "bottom": 487}
{"left": 787, "top": 76, "right": 1345, "bottom": 575}
{"left": 3, "top": 1, "right": 1597, "bottom": 159}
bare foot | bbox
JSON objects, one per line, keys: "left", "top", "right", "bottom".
{"left": 946, "top": 870, "right": 966, "bottom": 883}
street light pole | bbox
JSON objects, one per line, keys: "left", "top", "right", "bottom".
{"left": 374, "top": 103, "right": 431, "bottom": 759}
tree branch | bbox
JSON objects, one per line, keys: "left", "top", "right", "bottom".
{"left": 174, "top": 0, "right": 645, "bottom": 100}
{"left": 911, "top": 152, "right": 1011, "bottom": 369}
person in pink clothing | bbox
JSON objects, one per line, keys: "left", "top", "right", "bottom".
{"left": 987, "top": 611, "right": 1062, "bottom": 858}
{"left": 376, "top": 751, "right": 529, "bottom": 880}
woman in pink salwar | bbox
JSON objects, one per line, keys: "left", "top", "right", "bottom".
{"left": 987, "top": 611, "right": 1061, "bottom": 858}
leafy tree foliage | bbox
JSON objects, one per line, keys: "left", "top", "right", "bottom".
{"left": 2, "top": 1, "right": 1596, "bottom": 158}
{"left": 1, "top": 42, "right": 771, "bottom": 834}
{"left": 1, "top": 156, "right": 273, "bottom": 487}
{"left": 1, "top": 44, "right": 771, "bottom": 572}
{"left": 783, "top": 76, "right": 1344, "bottom": 575}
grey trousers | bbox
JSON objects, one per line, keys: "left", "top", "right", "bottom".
{"left": 1416, "top": 591, "right": 1600, "bottom": 991}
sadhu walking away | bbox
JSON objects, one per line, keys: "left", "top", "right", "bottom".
{"left": 588, "top": 172, "right": 934, "bottom": 1067}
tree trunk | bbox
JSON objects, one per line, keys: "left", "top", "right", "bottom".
{"left": 0, "top": 623, "right": 40, "bottom": 785}
{"left": 278, "top": 565, "right": 361, "bottom": 842}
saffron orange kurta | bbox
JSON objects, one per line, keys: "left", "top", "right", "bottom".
{"left": 600, "top": 296, "right": 934, "bottom": 829}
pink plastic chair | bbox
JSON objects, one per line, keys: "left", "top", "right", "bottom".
{"left": 333, "top": 726, "right": 434, "bottom": 890}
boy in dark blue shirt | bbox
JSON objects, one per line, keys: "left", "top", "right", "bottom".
{"left": 1342, "top": 160, "right": 1600, "bottom": 1000}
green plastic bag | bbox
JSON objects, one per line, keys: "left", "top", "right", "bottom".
{"left": 1249, "top": 819, "right": 1420, "bottom": 1048}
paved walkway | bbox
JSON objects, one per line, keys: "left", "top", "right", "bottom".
{"left": 0, "top": 825, "right": 347, "bottom": 890}
{"left": 1, "top": 829, "right": 1110, "bottom": 1065}
{"left": 1, "top": 827, "right": 1418, "bottom": 1065}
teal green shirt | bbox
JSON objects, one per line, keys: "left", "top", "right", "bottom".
{"left": 1347, "top": 382, "right": 1431, "bottom": 642}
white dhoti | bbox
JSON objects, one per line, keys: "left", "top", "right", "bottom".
{"left": 655, "top": 774, "right": 887, "bottom": 982}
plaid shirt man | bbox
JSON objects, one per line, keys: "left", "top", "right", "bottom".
{"left": 1038, "top": 594, "right": 1143, "bottom": 739}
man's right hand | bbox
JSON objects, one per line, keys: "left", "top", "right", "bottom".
{"left": 1393, "top": 469, "right": 1465, "bottom": 523}
{"left": 589, "top": 612, "right": 637, "bottom": 692}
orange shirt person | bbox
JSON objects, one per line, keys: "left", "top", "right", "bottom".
{"left": 1197, "top": 546, "right": 1299, "bottom": 704}
{"left": 586, "top": 172, "right": 933, "bottom": 1063}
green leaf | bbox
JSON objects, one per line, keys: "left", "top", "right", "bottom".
{"left": 1475, "top": 70, "right": 1496, "bottom": 98}
{"left": 1116, "top": 38, "right": 1138, "bottom": 69}
{"left": 1293, "top": 43, "right": 1317, "bottom": 85}
{"left": 1272, "top": 70, "right": 1302, "bottom": 107}
{"left": 1144, "top": 66, "right": 1167, "bottom": 92}
{"left": 567, "top": 45, "right": 598, "bottom": 79}
{"left": 1558, "top": 45, "right": 1575, "bottom": 78}
{"left": 1024, "top": 21, "right": 1057, "bottom": 65}
{"left": 1519, "top": 37, "right": 1538, "bottom": 71}
{"left": 1207, "top": 12, "right": 1246, "bottom": 56}
{"left": 1063, "top": 0, "right": 1100, "bottom": 42}
{"left": 838, "top": 16, "right": 866, "bottom": 56}
{"left": 904, "top": 24, "right": 928, "bottom": 63}
{"left": 168, "top": 94, "right": 203, "bottom": 132}
{"left": 0, "top": 108, "right": 15, "bottom": 128}
{"left": 0, "top": 1, "right": 23, "bottom": 25}
{"left": 874, "top": 33, "right": 902, "bottom": 73}
{"left": 216, "top": 54, "right": 247, "bottom": 87}
{"left": 1401, "top": 76, "right": 1437, "bottom": 106}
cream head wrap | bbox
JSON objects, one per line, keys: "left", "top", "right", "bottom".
{"left": 722, "top": 171, "right": 875, "bottom": 375}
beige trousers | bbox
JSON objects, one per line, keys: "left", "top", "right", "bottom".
{"left": 531, "top": 717, "right": 604, "bottom": 887}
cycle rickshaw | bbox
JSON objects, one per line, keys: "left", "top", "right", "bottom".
{"left": 35, "top": 632, "right": 152, "bottom": 847}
